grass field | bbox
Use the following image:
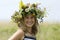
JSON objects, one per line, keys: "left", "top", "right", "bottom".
{"left": 0, "top": 21, "right": 60, "bottom": 40}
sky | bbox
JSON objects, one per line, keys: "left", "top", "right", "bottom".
{"left": 0, "top": 0, "right": 60, "bottom": 22}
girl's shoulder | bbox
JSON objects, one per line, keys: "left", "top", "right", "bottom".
{"left": 17, "top": 28, "right": 24, "bottom": 35}
{"left": 8, "top": 28, "right": 24, "bottom": 40}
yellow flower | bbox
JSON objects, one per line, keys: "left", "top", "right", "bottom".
{"left": 44, "top": 7, "right": 46, "bottom": 11}
{"left": 19, "top": 15, "right": 22, "bottom": 18}
{"left": 32, "top": 13, "right": 35, "bottom": 16}
{"left": 19, "top": 0, "right": 25, "bottom": 9}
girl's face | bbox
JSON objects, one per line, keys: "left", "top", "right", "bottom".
{"left": 24, "top": 14, "right": 35, "bottom": 28}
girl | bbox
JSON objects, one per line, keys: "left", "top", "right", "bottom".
{"left": 8, "top": 0, "right": 46, "bottom": 40}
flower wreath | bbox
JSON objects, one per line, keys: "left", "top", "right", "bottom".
{"left": 11, "top": 0, "right": 46, "bottom": 23}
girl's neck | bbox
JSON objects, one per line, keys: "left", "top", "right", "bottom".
{"left": 27, "top": 27, "right": 32, "bottom": 34}
{"left": 26, "top": 27, "right": 35, "bottom": 36}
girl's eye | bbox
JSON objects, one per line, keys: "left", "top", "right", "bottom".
{"left": 26, "top": 17, "right": 29, "bottom": 19}
{"left": 31, "top": 17, "right": 34, "bottom": 19}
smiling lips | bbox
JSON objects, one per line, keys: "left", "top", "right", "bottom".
{"left": 27, "top": 22, "right": 33, "bottom": 25}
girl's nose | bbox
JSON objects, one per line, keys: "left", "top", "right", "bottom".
{"left": 28, "top": 18, "right": 32, "bottom": 22}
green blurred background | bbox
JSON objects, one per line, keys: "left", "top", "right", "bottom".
{"left": 0, "top": 21, "right": 60, "bottom": 40}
